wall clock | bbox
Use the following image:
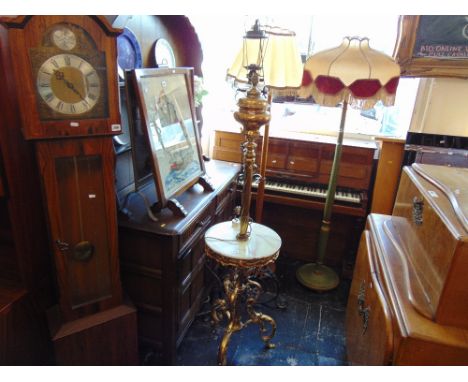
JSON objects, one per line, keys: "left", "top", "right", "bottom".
{"left": 154, "top": 38, "right": 176, "bottom": 68}
{"left": 117, "top": 27, "right": 142, "bottom": 79}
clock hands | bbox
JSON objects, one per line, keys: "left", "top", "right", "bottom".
{"left": 53, "top": 69, "right": 86, "bottom": 101}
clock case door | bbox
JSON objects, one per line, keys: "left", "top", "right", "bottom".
{"left": 2, "top": 16, "right": 121, "bottom": 140}
{"left": 37, "top": 138, "right": 122, "bottom": 321}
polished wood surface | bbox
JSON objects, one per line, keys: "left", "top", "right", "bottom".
{"left": 392, "top": 164, "right": 468, "bottom": 329}
{"left": 0, "top": 16, "right": 121, "bottom": 140}
{"left": 346, "top": 230, "right": 393, "bottom": 365}
{"left": 36, "top": 138, "right": 123, "bottom": 322}
{"left": 371, "top": 137, "right": 405, "bottom": 214}
{"left": 118, "top": 159, "right": 239, "bottom": 364}
{"left": 213, "top": 129, "right": 376, "bottom": 195}
{"left": 380, "top": 214, "right": 468, "bottom": 364}
{"left": 347, "top": 214, "right": 468, "bottom": 365}
{"left": 47, "top": 301, "right": 138, "bottom": 365}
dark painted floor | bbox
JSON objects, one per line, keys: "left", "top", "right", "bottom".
{"left": 175, "top": 257, "right": 350, "bottom": 366}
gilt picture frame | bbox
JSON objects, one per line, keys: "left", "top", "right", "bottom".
{"left": 131, "top": 67, "right": 205, "bottom": 209}
{"left": 394, "top": 15, "right": 468, "bottom": 78}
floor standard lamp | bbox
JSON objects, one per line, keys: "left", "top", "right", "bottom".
{"left": 204, "top": 20, "right": 282, "bottom": 365}
{"left": 296, "top": 36, "right": 400, "bottom": 291}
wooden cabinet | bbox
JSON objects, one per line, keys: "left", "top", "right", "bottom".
{"left": 392, "top": 164, "right": 468, "bottom": 329}
{"left": 346, "top": 228, "right": 394, "bottom": 366}
{"left": 347, "top": 163, "right": 468, "bottom": 365}
{"left": 118, "top": 160, "right": 239, "bottom": 364}
{"left": 348, "top": 214, "right": 468, "bottom": 365}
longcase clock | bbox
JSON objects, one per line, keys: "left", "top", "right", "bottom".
{"left": 0, "top": 15, "right": 138, "bottom": 365}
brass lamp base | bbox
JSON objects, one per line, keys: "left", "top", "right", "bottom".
{"left": 296, "top": 263, "right": 339, "bottom": 292}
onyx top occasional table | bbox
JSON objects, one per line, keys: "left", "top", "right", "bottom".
{"left": 204, "top": 220, "right": 282, "bottom": 365}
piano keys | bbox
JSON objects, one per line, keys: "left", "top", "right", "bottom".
{"left": 238, "top": 177, "right": 367, "bottom": 217}
{"left": 247, "top": 178, "right": 362, "bottom": 205}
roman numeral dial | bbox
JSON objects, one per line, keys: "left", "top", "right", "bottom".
{"left": 36, "top": 54, "right": 101, "bottom": 115}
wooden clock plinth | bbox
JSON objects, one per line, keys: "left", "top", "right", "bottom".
{"left": 47, "top": 300, "right": 138, "bottom": 366}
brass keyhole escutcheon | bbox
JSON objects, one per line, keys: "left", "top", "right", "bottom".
{"left": 72, "top": 241, "right": 94, "bottom": 261}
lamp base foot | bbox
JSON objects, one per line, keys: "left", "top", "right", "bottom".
{"left": 296, "top": 263, "right": 339, "bottom": 292}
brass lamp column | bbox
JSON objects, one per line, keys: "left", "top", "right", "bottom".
{"left": 235, "top": 70, "right": 270, "bottom": 239}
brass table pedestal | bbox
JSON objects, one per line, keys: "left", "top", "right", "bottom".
{"left": 204, "top": 221, "right": 282, "bottom": 366}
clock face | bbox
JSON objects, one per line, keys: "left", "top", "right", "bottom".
{"left": 52, "top": 26, "right": 77, "bottom": 51}
{"left": 154, "top": 38, "right": 176, "bottom": 68}
{"left": 36, "top": 54, "right": 101, "bottom": 115}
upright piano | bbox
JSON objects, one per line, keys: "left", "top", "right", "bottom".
{"left": 212, "top": 128, "right": 377, "bottom": 275}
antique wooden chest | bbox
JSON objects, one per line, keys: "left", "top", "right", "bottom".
{"left": 346, "top": 164, "right": 468, "bottom": 365}
{"left": 392, "top": 163, "right": 468, "bottom": 329}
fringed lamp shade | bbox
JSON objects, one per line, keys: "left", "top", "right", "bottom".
{"left": 299, "top": 36, "right": 400, "bottom": 109}
{"left": 296, "top": 36, "right": 401, "bottom": 292}
{"left": 227, "top": 26, "right": 303, "bottom": 95}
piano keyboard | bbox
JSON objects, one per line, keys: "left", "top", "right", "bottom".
{"left": 241, "top": 178, "right": 361, "bottom": 204}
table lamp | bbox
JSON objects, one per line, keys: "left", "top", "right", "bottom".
{"left": 227, "top": 24, "right": 303, "bottom": 223}
{"left": 296, "top": 36, "right": 400, "bottom": 291}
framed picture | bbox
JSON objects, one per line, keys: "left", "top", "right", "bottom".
{"left": 131, "top": 67, "right": 205, "bottom": 209}
{"left": 394, "top": 15, "right": 468, "bottom": 78}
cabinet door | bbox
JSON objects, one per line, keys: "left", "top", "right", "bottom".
{"left": 346, "top": 230, "right": 393, "bottom": 365}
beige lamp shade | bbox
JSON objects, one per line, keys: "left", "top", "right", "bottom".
{"left": 227, "top": 26, "right": 303, "bottom": 95}
{"left": 298, "top": 36, "right": 400, "bottom": 109}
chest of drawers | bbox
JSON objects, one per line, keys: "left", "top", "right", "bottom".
{"left": 118, "top": 160, "right": 239, "bottom": 364}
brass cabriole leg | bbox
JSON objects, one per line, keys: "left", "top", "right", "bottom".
{"left": 245, "top": 278, "right": 276, "bottom": 349}
{"left": 211, "top": 267, "right": 277, "bottom": 365}
{"left": 211, "top": 269, "right": 243, "bottom": 366}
